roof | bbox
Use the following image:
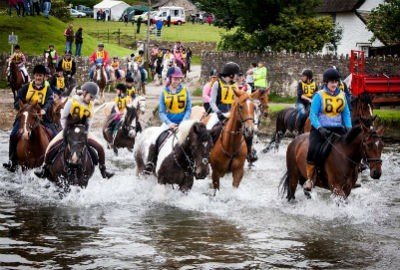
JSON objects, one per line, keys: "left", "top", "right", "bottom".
{"left": 315, "top": 0, "right": 365, "bottom": 13}
{"left": 131, "top": 5, "right": 151, "bottom": 12}
{"left": 94, "top": 0, "right": 129, "bottom": 9}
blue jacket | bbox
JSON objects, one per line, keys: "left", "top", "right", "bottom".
{"left": 159, "top": 85, "right": 191, "bottom": 125}
{"left": 310, "top": 86, "right": 352, "bottom": 129}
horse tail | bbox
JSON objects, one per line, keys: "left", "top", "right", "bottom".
{"left": 279, "top": 171, "right": 289, "bottom": 199}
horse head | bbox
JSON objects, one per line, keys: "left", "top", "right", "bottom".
{"left": 123, "top": 105, "right": 139, "bottom": 138}
{"left": 233, "top": 89, "right": 256, "bottom": 139}
{"left": 362, "top": 124, "right": 385, "bottom": 179}
{"left": 18, "top": 100, "right": 42, "bottom": 140}
{"left": 132, "top": 95, "right": 146, "bottom": 115}
{"left": 64, "top": 116, "right": 88, "bottom": 165}
{"left": 51, "top": 98, "right": 68, "bottom": 131}
{"left": 179, "top": 121, "right": 213, "bottom": 179}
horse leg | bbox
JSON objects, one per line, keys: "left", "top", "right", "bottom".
{"left": 275, "top": 130, "right": 284, "bottom": 152}
{"left": 262, "top": 132, "right": 276, "bottom": 153}
{"left": 232, "top": 167, "right": 245, "bottom": 188}
{"left": 211, "top": 170, "right": 221, "bottom": 193}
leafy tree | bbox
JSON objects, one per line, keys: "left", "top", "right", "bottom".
{"left": 367, "top": 0, "right": 400, "bottom": 45}
{"left": 198, "top": 0, "right": 342, "bottom": 53}
{"left": 51, "top": 0, "right": 72, "bottom": 22}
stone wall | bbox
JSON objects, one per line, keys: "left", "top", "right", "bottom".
{"left": 152, "top": 41, "right": 216, "bottom": 54}
{"left": 200, "top": 51, "right": 400, "bottom": 96}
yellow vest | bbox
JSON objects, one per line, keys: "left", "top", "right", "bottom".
{"left": 219, "top": 80, "right": 236, "bottom": 105}
{"left": 301, "top": 81, "right": 317, "bottom": 98}
{"left": 70, "top": 97, "right": 93, "bottom": 119}
{"left": 115, "top": 95, "right": 129, "bottom": 111}
{"left": 111, "top": 61, "right": 119, "bottom": 69}
{"left": 12, "top": 52, "right": 24, "bottom": 64}
{"left": 62, "top": 59, "right": 73, "bottom": 71}
{"left": 56, "top": 77, "right": 65, "bottom": 90}
{"left": 321, "top": 91, "right": 346, "bottom": 117}
{"left": 134, "top": 55, "right": 142, "bottom": 63}
{"left": 164, "top": 88, "right": 187, "bottom": 113}
{"left": 96, "top": 51, "right": 105, "bottom": 59}
{"left": 26, "top": 82, "right": 48, "bottom": 105}
{"left": 127, "top": 86, "right": 136, "bottom": 97}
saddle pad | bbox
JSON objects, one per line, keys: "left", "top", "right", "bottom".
{"left": 314, "top": 133, "right": 339, "bottom": 168}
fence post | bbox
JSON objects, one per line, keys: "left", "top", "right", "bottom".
{"left": 108, "top": 29, "right": 110, "bottom": 43}
{"left": 118, "top": 28, "right": 121, "bottom": 45}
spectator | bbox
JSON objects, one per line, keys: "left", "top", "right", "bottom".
{"left": 155, "top": 19, "right": 163, "bottom": 37}
{"left": 42, "top": 0, "right": 50, "bottom": 19}
{"left": 190, "top": 14, "right": 195, "bottom": 24}
{"left": 167, "top": 15, "right": 171, "bottom": 27}
{"left": 136, "top": 16, "right": 142, "bottom": 34}
{"left": 75, "top": 27, "right": 83, "bottom": 56}
{"left": 246, "top": 62, "right": 257, "bottom": 92}
{"left": 17, "top": 0, "right": 24, "bottom": 17}
{"left": 185, "top": 47, "right": 192, "bottom": 72}
{"left": 64, "top": 23, "right": 74, "bottom": 53}
{"left": 206, "top": 15, "right": 212, "bottom": 25}
{"left": 8, "top": 0, "right": 18, "bottom": 16}
{"left": 96, "top": 9, "right": 101, "bottom": 21}
{"left": 123, "top": 13, "right": 128, "bottom": 26}
{"left": 33, "top": 0, "right": 40, "bottom": 15}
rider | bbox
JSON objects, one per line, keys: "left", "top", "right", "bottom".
{"left": 202, "top": 68, "right": 218, "bottom": 114}
{"left": 105, "top": 83, "right": 129, "bottom": 139}
{"left": 7, "top": 44, "right": 29, "bottom": 83}
{"left": 303, "top": 68, "right": 352, "bottom": 192}
{"left": 50, "top": 66, "right": 66, "bottom": 96}
{"left": 143, "top": 67, "right": 191, "bottom": 174}
{"left": 89, "top": 43, "right": 110, "bottom": 81}
{"left": 332, "top": 66, "right": 352, "bottom": 111}
{"left": 134, "top": 50, "right": 146, "bottom": 85}
{"left": 207, "top": 62, "right": 258, "bottom": 163}
{"left": 3, "top": 64, "right": 57, "bottom": 172}
{"left": 58, "top": 50, "right": 76, "bottom": 78}
{"left": 296, "top": 69, "right": 317, "bottom": 132}
{"left": 34, "top": 82, "right": 114, "bottom": 179}
{"left": 111, "top": 56, "right": 122, "bottom": 80}
{"left": 47, "top": 44, "right": 59, "bottom": 69}
{"left": 126, "top": 76, "right": 136, "bottom": 101}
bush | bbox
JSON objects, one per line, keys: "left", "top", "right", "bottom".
{"left": 51, "top": 0, "right": 72, "bottom": 22}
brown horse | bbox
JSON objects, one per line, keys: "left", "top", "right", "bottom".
{"left": 9, "top": 61, "right": 25, "bottom": 101}
{"left": 49, "top": 97, "right": 68, "bottom": 132}
{"left": 44, "top": 51, "right": 55, "bottom": 76}
{"left": 93, "top": 63, "right": 108, "bottom": 103}
{"left": 16, "top": 101, "right": 50, "bottom": 169}
{"left": 208, "top": 90, "right": 256, "bottom": 192}
{"left": 280, "top": 123, "right": 384, "bottom": 202}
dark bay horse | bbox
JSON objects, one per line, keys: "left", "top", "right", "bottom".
{"left": 44, "top": 51, "right": 55, "bottom": 76}
{"left": 63, "top": 75, "right": 77, "bottom": 96}
{"left": 93, "top": 63, "right": 108, "bottom": 103}
{"left": 280, "top": 123, "right": 384, "bottom": 202}
{"left": 16, "top": 101, "right": 50, "bottom": 169}
{"left": 9, "top": 61, "right": 25, "bottom": 101}
{"left": 150, "top": 54, "right": 163, "bottom": 85}
{"left": 46, "top": 116, "right": 95, "bottom": 191}
{"left": 208, "top": 90, "right": 256, "bottom": 192}
{"left": 103, "top": 106, "right": 141, "bottom": 155}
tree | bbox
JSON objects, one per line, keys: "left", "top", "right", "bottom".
{"left": 198, "top": 0, "right": 342, "bottom": 53}
{"left": 367, "top": 0, "right": 400, "bottom": 45}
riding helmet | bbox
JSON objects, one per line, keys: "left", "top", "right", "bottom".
{"left": 170, "top": 67, "right": 184, "bottom": 78}
{"left": 33, "top": 64, "right": 47, "bottom": 75}
{"left": 323, "top": 68, "right": 341, "bottom": 83}
{"left": 210, "top": 68, "right": 218, "bottom": 77}
{"left": 65, "top": 50, "right": 72, "bottom": 55}
{"left": 81, "top": 82, "right": 99, "bottom": 98}
{"left": 49, "top": 44, "right": 54, "bottom": 48}
{"left": 221, "top": 62, "right": 241, "bottom": 77}
{"left": 126, "top": 76, "right": 134, "bottom": 83}
{"left": 301, "top": 69, "right": 313, "bottom": 79}
{"left": 98, "top": 43, "right": 104, "bottom": 47}
{"left": 14, "top": 44, "right": 20, "bottom": 50}
{"left": 115, "top": 83, "right": 127, "bottom": 93}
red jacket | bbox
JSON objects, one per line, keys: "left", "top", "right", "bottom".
{"left": 89, "top": 50, "right": 110, "bottom": 66}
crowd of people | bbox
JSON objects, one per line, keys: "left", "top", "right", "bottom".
{"left": 7, "top": 0, "right": 52, "bottom": 18}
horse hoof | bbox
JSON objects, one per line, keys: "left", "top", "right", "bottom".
{"left": 303, "top": 189, "right": 312, "bottom": 199}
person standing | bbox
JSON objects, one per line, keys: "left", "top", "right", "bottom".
{"left": 155, "top": 19, "right": 163, "bottom": 37}
{"left": 7, "top": 0, "right": 18, "bottom": 16}
{"left": 246, "top": 62, "right": 257, "bottom": 92}
{"left": 75, "top": 27, "right": 83, "bottom": 56}
{"left": 202, "top": 69, "right": 218, "bottom": 113}
{"left": 64, "top": 23, "right": 74, "bottom": 53}
{"left": 42, "top": 0, "right": 50, "bottom": 19}
{"left": 253, "top": 61, "right": 267, "bottom": 91}
{"left": 32, "top": 0, "right": 39, "bottom": 15}
{"left": 16, "top": 0, "right": 24, "bottom": 16}
{"left": 136, "top": 16, "right": 142, "bottom": 34}
{"left": 167, "top": 15, "right": 171, "bottom": 27}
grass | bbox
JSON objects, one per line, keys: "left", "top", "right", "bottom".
{"left": 192, "top": 87, "right": 202, "bottom": 97}
{"left": 269, "top": 92, "right": 296, "bottom": 103}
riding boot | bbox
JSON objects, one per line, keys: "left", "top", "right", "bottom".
{"left": 99, "top": 164, "right": 114, "bottom": 179}
{"left": 210, "top": 123, "right": 222, "bottom": 144}
{"left": 34, "top": 163, "right": 50, "bottom": 179}
{"left": 245, "top": 136, "right": 258, "bottom": 163}
{"left": 144, "top": 143, "right": 158, "bottom": 175}
{"left": 3, "top": 140, "right": 18, "bottom": 172}
{"left": 303, "top": 163, "right": 315, "bottom": 191}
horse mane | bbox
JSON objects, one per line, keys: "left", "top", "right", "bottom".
{"left": 343, "top": 125, "right": 363, "bottom": 144}
{"left": 176, "top": 120, "right": 198, "bottom": 145}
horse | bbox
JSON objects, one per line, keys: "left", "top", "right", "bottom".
{"left": 46, "top": 116, "right": 95, "bottom": 191}
{"left": 44, "top": 50, "right": 55, "bottom": 76}
{"left": 134, "top": 120, "right": 213, "bottom": 192}
{"left": 151, "top": 54, "right": 164, "bottom": 86}
{"left": 49, "top": 97, "right": 68, "bottom": 132}
{"left": 127, "top": 62, "right": 146, "bottom": 95}
{"left": 279, "top": 123, "right": 385, "bottom": 202}
{"left": 351, "top": 93, "right": 374, "bottom": 126}
{"left": 9, "top": 61, "right": 25, "bottom": 101}
{"left": 103, "top": 105, "right": 141, "bottom": 155}
{"left": 63, "top": 74, "right": 77, "bottom": 97}
{"left": 15, "top": 101, "right": 50, "bottom": 170}
{"left": 208, "top": 90, "right": 256, "bottom": 192}
{"left": 110, "top": 67, "right": 126, "bottom": 85}
{"left": 93, "top": 63, "right": 108, "bottom": 103}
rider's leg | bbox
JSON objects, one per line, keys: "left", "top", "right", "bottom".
{"left": 89, "top": 66, "right": 95, "bottom": 80}
{"left": 34, "top": 133, "right": 63, "bottom": 178}
{"left": 304, "top": 128, "right": 319, "bottom": 191}
{"left": 296, "top": 102, "right": 306, "bottom": 132}
{"left": 20, "top": 66, "right": 29, "bottom": 82}
{"left": 3, "top": 120, "right": 20, "bottom": 172}
{"left": 87, "top": 133, "right": 114, "bottom": 178}
{"left": 144, "top": 124, "right": 169, "bottom": 174}
{"left": 206, "top": 113, "right": 219, "bottom": 130}
{"left": 139, "top": 67, "right": 146, "bottom": 83}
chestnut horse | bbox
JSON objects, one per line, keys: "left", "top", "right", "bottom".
{"left": 16, "top": 101, "right": 50, "bottom": 169}
{"left": 49, "top": 97, "right": 68, "bottom": 132}
{"left": 209, "top": 90, "right": 256, "bottom": 192}
{"left": 93, "top": 63, "right": 108, "bottom": 103}
{"left": 9, "top": 61, "right": 25, "bottom": 102}
{"left": 280, "top": 123, "right": 384, "bottom": 202}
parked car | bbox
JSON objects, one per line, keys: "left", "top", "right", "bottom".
{"left": 76, "top": 6, "right": 94, "bottom": 17}
{"left": 70, "top": 9, "right": 86, "bottom": 18}
{"left": 151, "top": 6, "right": 186, "bottom": 25}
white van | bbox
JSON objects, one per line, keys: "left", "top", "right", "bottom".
{"left": 153, "top": 6, "right": 186, "bottom": 25}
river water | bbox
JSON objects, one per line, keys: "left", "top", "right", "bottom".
{"left": 0, "top": 129, "right": 399, "bottom": 269}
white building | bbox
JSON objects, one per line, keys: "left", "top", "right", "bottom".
{"left": 93, "top": 0, "right": 130, "bottom": 21}
{"left": 317, "top": 0, "right": 384, "bottom": 56}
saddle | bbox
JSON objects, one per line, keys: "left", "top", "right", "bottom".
{"left": 155, "top": 129, "right": 175, "bottom": 152}
{"left": 313, "top": 133, "right": 339, "bottom": 168}
{"left": 48, "top": 140, "right": 99, "bottom": 166}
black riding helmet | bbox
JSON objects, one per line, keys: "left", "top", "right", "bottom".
{"left": 33, "top": 64, "right": 47, "bottom": 75}
{"left": 14, "top": 44, "right": 20, "bottom": 50}
{"left": 115, "top": 83, "right": 127, "bottom": 94}
{"left": 323, "top": 68, "right": 341, "bottom": 83}
{"left": 81, "top": 82, "right": 99, "bottom": 98}
{"left": 221, "top": 62, "right": 240, "bottom": 77}
{"left": 126, "top": 77, "right": 134, "bottom": 83}
{"left": 301, "top": 69, "right": 313, "bottom": 79}
{"left": 210, "top": 68, "right": 217, "bottom": 77}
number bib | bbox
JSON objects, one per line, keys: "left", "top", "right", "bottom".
{"left": 164, "top": 88, "right": 187, "bottom": 114}
{"left": 115, "top": 96, "right": 128, "bottom": 111}
{"left": 70, "top": 98, "right": 93, "bottom": 119}
{"left": 219, "top": 80, "right": 236, "bottom": 105}
{"left": 321, "top": 91, "right": 345, "bottom": 117}
{"left": 62, "top": 59, "right": 72, "bottom": 71}
{"left": 26, "top": 83, "right": 47, "bottom": 105}
{"left": 56, "top": 77, "right": 65, "bottom": 89}
{"left": 127, "top": 87, "right": 136, "bottom": 97}
{"left": 301, "top": 81, "right": 317, "bottom": 98}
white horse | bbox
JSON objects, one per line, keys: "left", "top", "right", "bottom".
{"left": 127, "top": 62, "right": 147, "bottom": 95}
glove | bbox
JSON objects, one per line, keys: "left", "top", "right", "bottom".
{"left": 40, "top": 109, "right": 46, "bottom": 115}
{"left": 217, "top": 111, "right": 225, "bottom": 122}
{"left": 318, "top": 127, "right": 331, "bottom": 137}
